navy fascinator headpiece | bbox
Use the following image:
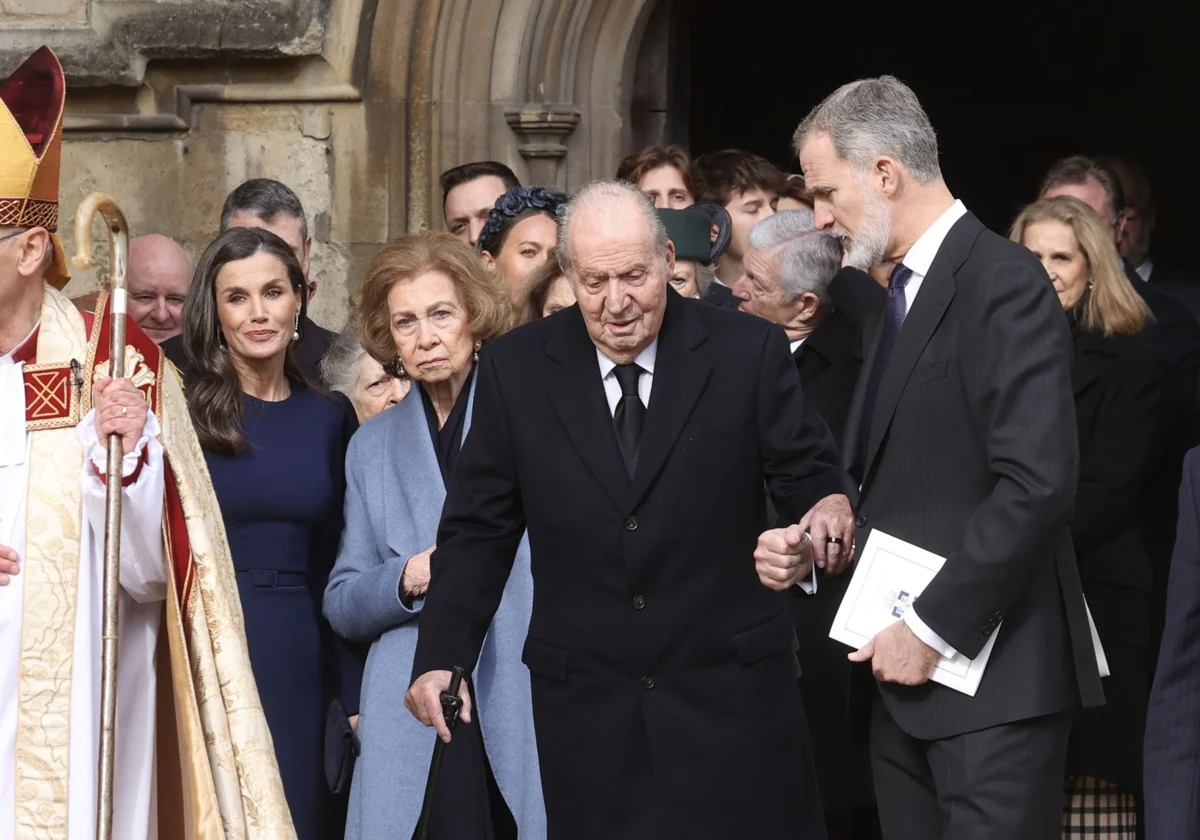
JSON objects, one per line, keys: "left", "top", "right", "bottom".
{"left": 477, "top": 186, "right": 568, "bottom": 256}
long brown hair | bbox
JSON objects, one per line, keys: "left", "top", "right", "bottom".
{"left": 182, "top": 227, "right": 309, "bottom": 453}
{"left": 1010, "top": 196, "right": 1152, "bottom": 337}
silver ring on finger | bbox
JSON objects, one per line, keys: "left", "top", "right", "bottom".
{"left": 825, "top": 536, "right": 844, "bottom": 545}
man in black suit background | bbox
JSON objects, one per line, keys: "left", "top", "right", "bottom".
{"left": 1103, "top": 154, "right": 1200, "bottom": 319}
{"left": 1144, "top": 446, "right": 1200, "bottom": 839}
{"left": 733, "top": 209, "right": 862, "bottom": 442}
{"left": 796, "top": 76, "right": 1105, "bottom": 839}
{"left": 406, "top": 180, "right": 855, "bottom": 840}
{"left": 732, "top": 208, "right": 877, "bottom": 839}
{"left": 162, "top": 178, "right": 336, "bottom": 381}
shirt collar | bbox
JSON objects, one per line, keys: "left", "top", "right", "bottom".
{"left": 1136, "top": 259, "right": 1153, "bottom": 282}
{"left": 597, "top": 338, "right": 658, "bottom": 379}
{"left": 901, "top": 199, "right": 968, "bottom": 277}
{"left": 1, "top": 323, "right": 39, "bottom": 366}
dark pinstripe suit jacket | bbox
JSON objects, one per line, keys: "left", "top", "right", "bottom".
{"left": 845, "top": 212, "right": 1104, "bottom": 740}
{"left": 1145, "top": 447, "right": 1200, "bottom": 838}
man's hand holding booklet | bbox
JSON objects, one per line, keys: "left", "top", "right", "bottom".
{"left": 829, "top": 530, "right": 1110, "bottom": 697}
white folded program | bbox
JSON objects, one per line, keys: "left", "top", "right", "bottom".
{"left": 829, "top": 529, "right": 1109, "bottom": 697}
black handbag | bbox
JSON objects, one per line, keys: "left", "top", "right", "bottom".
{"left": 324, "top": 698, "right": 360, "bottom": 795}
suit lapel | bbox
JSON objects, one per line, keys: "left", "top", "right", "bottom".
{"left": 861, "top": 213, "right": 981, "bottom": 483}
{"left": 545, "top": 307, "right": 632, "bottom": 511}
{"left": 1071, "top": 332, "right": 1114, "bottom": 398}
{"left": 384, "top": 389, "right": 445, "bottom": 557}
{"left": 630, "top": 293, "right": 711, "bottom": 507}
{"left": 842, "top": 319, "right": 877, "bottom": 480}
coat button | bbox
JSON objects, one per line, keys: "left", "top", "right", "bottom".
{"left": 633, "top": 595, "right": 646, "bottom": 610}
{"left": 641, "top": 676, "right": 655, "bottom": 690}
{"left": 855, "top": 515, "right": 867, "bottom": 528}
{"left": 625, "top": 516, "right": 638, "bottom": 531}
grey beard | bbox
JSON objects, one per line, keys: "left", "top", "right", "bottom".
{"left": 843, "top": 201, "right": 891, "bottom": 270}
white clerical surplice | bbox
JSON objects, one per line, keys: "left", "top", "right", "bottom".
{"left": 0, "top": 326, "right": 166, "bottom": 840}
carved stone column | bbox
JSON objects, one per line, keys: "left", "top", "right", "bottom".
{"left": 504, "top": 104, "right": 581, "bottom": 189}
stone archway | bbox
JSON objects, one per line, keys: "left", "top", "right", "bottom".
{"left": 368, "top": 0, "right": 660, "bottom": 236}
{"left": 3, "top": 0, "right": 662, "bottom": 319}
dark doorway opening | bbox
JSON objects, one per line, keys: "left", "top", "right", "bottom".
{"left": 634, "top": 0, "right": 1198, "bottom": 268}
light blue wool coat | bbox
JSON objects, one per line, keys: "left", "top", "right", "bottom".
{"left": 323, "top": 378, "right": 545, "bottom": 840}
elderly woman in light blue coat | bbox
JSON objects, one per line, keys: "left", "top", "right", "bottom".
{"left": 324, "top": 232, "right": 545, "bottom": 840}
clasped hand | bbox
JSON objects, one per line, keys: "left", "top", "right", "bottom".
{"left": 755, "top": 524, "right": 814, "bottom": 591}
{"left": 93, "top": 376, "right": 149, "bottom": 456}
{"left": 755, "top": 493, "right": 856, "bottom": 591}
{"left": 405, "top": 670, "right": 472, "bottom": 743}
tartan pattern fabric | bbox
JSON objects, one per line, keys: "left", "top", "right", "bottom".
{"left": 1062, "top": 776, "right": 1138, "bottom": 838}
{"left": 0, "top": 197, "right": 58, "bottom": 231}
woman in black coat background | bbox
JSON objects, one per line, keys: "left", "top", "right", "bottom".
{"left": 1013, "top": 195, "right": 1163, "bottom": 839}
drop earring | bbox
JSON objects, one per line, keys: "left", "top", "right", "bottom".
{"left": 389, "top": 356, "right": 406, "bottom": 378}
{"left": 216, "top": 326, "right": 226, "bottom": 349}
{"left": 292, "top": 312, "right": 301, "bottom": 342}
{"left": 473, "top": 340, "right": 482, "bottom": 362}
{"left": 1087, "top": 278, "right": 1095, "bottom": 290}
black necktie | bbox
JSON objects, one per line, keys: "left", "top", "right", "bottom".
{"left": 613, "top": 363, "right": 645, "bottom": 476}
{"left": 856, "top": 264, "right": 913, "bottom": 472}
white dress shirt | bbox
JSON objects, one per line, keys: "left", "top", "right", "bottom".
{"left": 892, "top": 199, "right": 968, "bottom": 659}
{"left": 1136, "top": 259, "right": 1153, "bottom": 282}
{"left": 597, "top": 341, "right": 658, "bottom": 415}
{"left": 596, "top": 339, "right": 817, "bottom": 593}
{"left": 789, "top": 336, "right": 807, "bottom": 355}
{"left": 896, "top": 199, "right": 968, "bottom": 316}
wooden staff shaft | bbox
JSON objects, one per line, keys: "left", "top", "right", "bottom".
{"left": 71, "top": 193, "right": 130, "bottom": 840}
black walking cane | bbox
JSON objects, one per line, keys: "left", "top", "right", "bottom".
{"left": 414, "top": 665, "right": 467, "bottom": 840}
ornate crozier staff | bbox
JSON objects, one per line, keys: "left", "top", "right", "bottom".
{"left": 71, "top": 193, "right": 130, "bottom": 840}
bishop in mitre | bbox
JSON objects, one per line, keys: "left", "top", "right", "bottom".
{"left": 0, "top": 47, "right": 296, "bottom": 840}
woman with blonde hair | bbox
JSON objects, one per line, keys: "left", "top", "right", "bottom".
{"left": 1012, "top": 195, "right": 1163, "bottom": 840}
{"left": 323, "top": 231, "right": 544, "bottom": 840}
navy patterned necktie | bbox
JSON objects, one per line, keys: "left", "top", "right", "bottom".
{"left": 613, "top": 363, "right": 645, "bottom": 476}
{"left": 857, "top": 264, "right": 914, "bottom": 471}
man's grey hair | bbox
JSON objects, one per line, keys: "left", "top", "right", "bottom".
{"left": 556, "top": 180, "right": 670, "bottom": 277}
{"left": 747, "top": 210, "right": 842, "bottom": 304}
{"left": 793, "top": 75, "right": 942, "bottom": 185}
{"left": 220, "top": 178, "right": 309, "bottom": 244}
{"left": 319, "top": 324, "right": 367, "bottom": 397}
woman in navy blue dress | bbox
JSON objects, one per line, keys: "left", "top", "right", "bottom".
{"left": 180, "top": 226, "right": 361, "bottom": 840}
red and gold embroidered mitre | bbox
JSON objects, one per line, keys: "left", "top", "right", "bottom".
{"left": 0, "top": 46, "right": 70, "bottom": 289}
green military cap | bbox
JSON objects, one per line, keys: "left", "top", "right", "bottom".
{"left": 657, "top": 207, "right": 712, "bottom": 263}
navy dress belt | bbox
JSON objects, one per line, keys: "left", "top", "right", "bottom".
{"left": 235, "top": 569, "right": 308, "bottom": 588}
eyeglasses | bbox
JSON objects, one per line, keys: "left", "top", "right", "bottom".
{"left": 0, "top": 230, "right": 24, "bottom": 245}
